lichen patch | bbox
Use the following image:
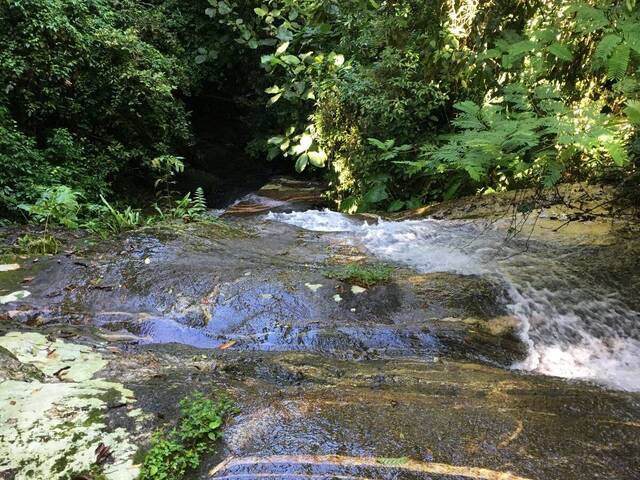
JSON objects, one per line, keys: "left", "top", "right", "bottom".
{"left": 0, "top": 332, "right": 140, "bottom": 480}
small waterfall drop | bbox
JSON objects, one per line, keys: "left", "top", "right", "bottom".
{"left": 267, "top": 209, "right": 640, "bottom": 391}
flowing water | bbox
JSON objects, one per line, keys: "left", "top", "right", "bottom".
{"left": 267, "top": 209, "right": 640, "bottom": 392}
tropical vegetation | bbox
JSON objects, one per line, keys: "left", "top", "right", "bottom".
{"left": 1, "top": 0, "right": 638, "bottom": 224}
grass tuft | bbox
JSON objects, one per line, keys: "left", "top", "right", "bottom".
{"left": 324, "top": 262, "right": 395, "bottom": 287}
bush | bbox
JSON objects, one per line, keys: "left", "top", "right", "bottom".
{"left": 0, "top": 0, "right": 196, "bottom": 220}
{"left": 18, "top": 186, "right": 81, "bottom": 230}
{"left": 207, "top": 0, "right": 639, "bottom": 211}
{"left": 15, "top": 234, "right": 61, "bottom": 255}
{"left": 139, "top": 392, "right": 235, "bottom": 480}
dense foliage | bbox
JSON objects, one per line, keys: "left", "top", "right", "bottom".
{"left": 1, "top": 0, "right": 638, "bottom": 223}
{"left": 203, "top": 0, "right": 640, "bottom": 212}
{"left": 0, "top": 0, "right": 222, "bottom": 220}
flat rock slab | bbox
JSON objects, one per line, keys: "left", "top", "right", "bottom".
{"left": 0, "top": 219, "right": 523, "bottom": 365}
{"left": 97, "top": 345, "right": 640, "bottom": 480}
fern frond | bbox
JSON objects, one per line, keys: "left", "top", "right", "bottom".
{"left": 548, "top": 42, "right": 573, "bottom": 61}
{"left": 607, "top": 43, "right": 630, "bottom": 81}
{"left": 504, "top": 83, "right": 532, "bottom": 111}
{"left": 624, "top": 31, "right": 640, "bottom": 55}
{"left": 453, "top": 101, "right": 481, "bottom": 116}
{"left": 571, "top": 5, "right": 609, "bottom": 33}
{"left": 621, "top": 19, "right": 640, "bottom": 54}
{"left": 502, "top": 40, "right": 536, "bottom": 67}
{"left": 603, "top": 141, "right": 628, "bottom": 166}
{"left": 541, "top": 158, "right": 563, "bottom": 188}
{"left": 507, "top": 40, "right": 537, "bottom": 57}
{"left": 461, "top": 150, "right": 489, "bottom": 181}
{"left": 624, "top": 100, "right": 640, "bottom": 124}
{"left": 594, "top": 34, "right": 622, "bottom": 63}
{"left": 192, "top": 187, "right": 207, "bottom": 216}
{"left": 452, "top": 101, "right": 485, "bottom": 130}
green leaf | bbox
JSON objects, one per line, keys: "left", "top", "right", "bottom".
{"left": 267, "top": 93, "right": 282, "bottom": 105}
{"left": 254, "top": 7, "right": 268, "bottom": 17}
{"left": 217, "top": 2, "right": 231, "bottom": 15}
{"left": 572, "top": 5, "right": 609, "bottom": 32}
{"left": 367, "top": 138, "right": 389, "bottom": 150}
{"left": 267, "top": 147, "right": 280, "bottom": 161}
{"left": 277, "top": 27, "right": 293, "bottom": 42}
{"left": 268, "top": 136, "right": 284, "bottom": 145}
{"left": 547, "top": 42, "right": 573, "bottom": 61}
{"left": 363, "top": 184, "right": 388, "bottom": 204}
{"left": 299, "top": 134, "right": 313, "bottom": 152}
{"left": 332, "top": 54, "right": 345, "bottom": 66}
{"left": 308, "top": 149, "right": 327, "bottom": 167}
{"left": 295, "top": 154, "right": 309, "bottom": 172}
{"left": 454, "top": 100, "right": 481, "bottom": 116}
{"left": 542, "top": 159, "right": 563, "bottom": 188}
{"left": 607, "top": 43, "right": 630, "bottom": 80}
{"left": 604, "top": 141, "right": 628, "bottom": 166}
{"left": 282, "top": 55, "right": 300, "bottom": 65}
{"left": 276, "top": 42, "right": 290, "bottom": 55}
{"left": 595, "top": 34, "right": 622, "bottom": 62}
{"left": 387, "top": 200, "right": 405, "bottom": 212}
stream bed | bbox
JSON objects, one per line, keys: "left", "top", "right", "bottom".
{"left": 1, "top": 178, "right": 639, "bottom": 480}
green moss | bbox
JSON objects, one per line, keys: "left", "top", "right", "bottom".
{"left": 139, "top": 392, "right": 236, "bottom": 480}
{"left": 324, "top": 262, "right": 395, "bottom": 287}
{"left": 83, "top": 408, "right": 103, "bottom": 427}
{"left": 69, "top": 464, "right": 108, "bottom": 480}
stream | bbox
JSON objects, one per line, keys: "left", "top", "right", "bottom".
{"left": 267, "top": 209, "right": 640, "bottom": 391}
{"left": 2, "top": 179, "right": 640, "bottom": 480}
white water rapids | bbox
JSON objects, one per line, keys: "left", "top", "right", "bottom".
{"left": 267, "top": 209, "right": 640, "bottom": 392}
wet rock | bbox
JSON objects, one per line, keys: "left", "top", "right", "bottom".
{"left": 1, "top": 219, "right": 523, "bottom": 365}
{"left": 93, "top": 344, "right": 640, "bottom": 480}
{"left": 0, "top": 346, "right": 44, "bottom": 382}
{"left": 224, "top": 177, "right": 327, "bottom": 216}
{"left": 2, "top": 179, "right": 639, "bottom": 480}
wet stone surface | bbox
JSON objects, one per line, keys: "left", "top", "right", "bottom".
{"left": 3, "top": 218, "right": 522, "bottom": 365}
{"left": 1, "top": 179, "right": 639, "bottom": 479}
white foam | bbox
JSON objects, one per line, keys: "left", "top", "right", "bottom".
{"left": 267, "top": 209, "right": 359, "bottom": 232}
{"left": 268, "top": 209, "right": 640, "bottom": 391}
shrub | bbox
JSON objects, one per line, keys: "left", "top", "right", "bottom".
{"left": 0, "top": 0, "right": 196, "bottom": 220}
{"left": 139, "top": 392, "right": 235, "bottom": 480}
{"left": 15, "top": 234, "right": 60, "bottom": 255}
{"left": 18, "top": 186, "right": 81, "bottom": 231}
